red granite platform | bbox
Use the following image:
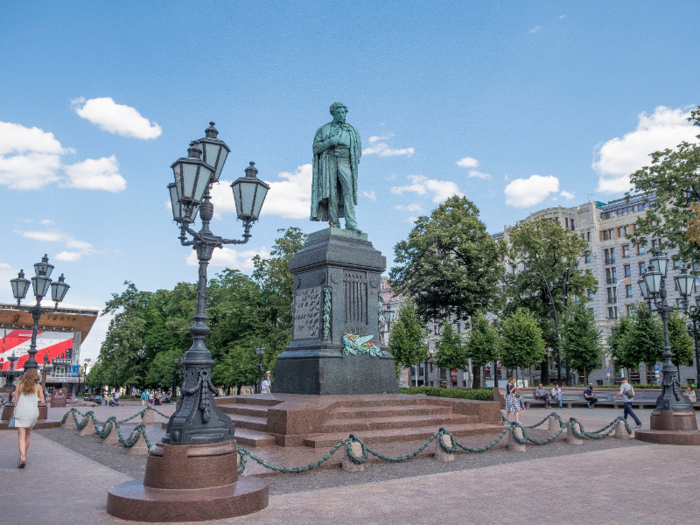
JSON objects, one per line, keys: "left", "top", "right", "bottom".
{"left": 216, "top": 393, "right": 503, "bottom": 448}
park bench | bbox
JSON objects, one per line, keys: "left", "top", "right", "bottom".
{"left": 511, "top": 389, "right": 665, "bottom": 410}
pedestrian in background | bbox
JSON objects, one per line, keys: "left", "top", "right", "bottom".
{"left": 551, "top": 384, "right": 563, "bottom": 408}
{"left": 504, "top": 377, "right": 521, "bottom": 423}
{"left": 534, "top": 383, "right": 550, "bottom": 408}
{"left": 613, "top": 378, "right": 642, "bottom": 429}
{"left": 12, "top": 368, "right": 45, "bottom": 468}
{"left": 148, "top": 390, "right": 154, "bottom": 405}
{"left": 583, "top": 385, "right": 598, "bottom": 408}
{"left": 141, "top": 390, "right": 147, "bottom": 406}
{"left": 261, "top": 372, "right": 272, "bottom": 394}
{"left": 684, "top": 384, "right": 697, "bottom": 404}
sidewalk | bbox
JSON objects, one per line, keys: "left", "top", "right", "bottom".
{"left": 2, "top": 426, "right": 698, "bottom": 525}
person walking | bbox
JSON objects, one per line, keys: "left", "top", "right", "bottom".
{"left": 148, "top": 390, "right": 154, "bottom": 406}
{"left": 261, "top": 372, "right": 272, "bottom": 394}
{"left": 11, "top": 368, "right": 45, "bottom": 468}
{"left": 613, "top": 378, "right": 642, "bottom": 429}
{"left": 141, "top": 390, "right": 147, "bottom": 406}
{"left": 504, "top": 377, "right": 521, "bottom": 423}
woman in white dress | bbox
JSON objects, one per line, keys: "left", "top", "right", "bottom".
{"left": 261, "top": 372, "right": 271, "bottom": 394}
{"left": 12, "top": 368, "right": 45, "bottom": 468}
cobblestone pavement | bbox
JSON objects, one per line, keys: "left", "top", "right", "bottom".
{"left": 2, "top": 427, "right": 698, "bottom": 525}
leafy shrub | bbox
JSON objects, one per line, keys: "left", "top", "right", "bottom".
{"left": 400, "top": 386, "right": 494, "bottom": 401}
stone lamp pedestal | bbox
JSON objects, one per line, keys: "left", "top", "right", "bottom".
{"left": 273, "top": 228, "right": 399, "bottom": 395}
{"left": 107, "top": 440, "right": 268, "bottom": 521}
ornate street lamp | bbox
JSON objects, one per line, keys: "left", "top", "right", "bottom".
{"left": 163, "top": 124, "right": 268, "bottom": 445}
{"left": 635, "top": 252, "right": 695, "bottom": 434}
{"left": 108, "top": 122, "right": 270, "bottom": 521}
{"left": 255, "top": 347, "right": 265, "bottom": 394}
{"left": 9, "top": 255, "right": 70, "bottom": 370}
{"left": 5, "top": 351, "right": 19, "bottom": 388}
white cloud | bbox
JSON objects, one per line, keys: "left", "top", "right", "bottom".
{"left": 528, "top": 26, "right": 542, "bottom": 34}
{"left": 362, "top": 190, "right": 376, "bottom": 201}
{"left": 40, "top": 219, "right": 54, "bottom": 225}
{"left": 56, "top": 251, "right": 82, "bottom": 262}
{"left": 406, "top": 216, "right": 419, "bottom": 224}
{"left": 456, "top": 157, "right": 479, "bottom": 168}
{"left": 63, "top": 155, "right": 126, "bottom": 192}
{"left": 14, "top": 229, "right": 94, "bottom": 261}
{"left": 391, "top": 175, "right": 464, "bottom": 203}
{"left": 363, "top": 134, "right": 415, "bottom": 157}
{"left": 468, "top": 170, "right": 491, "bottom": 180}
{"left": 186, "top": 246, "right": 269, "bottom": 270}
{"left": 504, "top": 175, "right": 560, "bottom": 208}
{"left": 0, "top": 121, "right": 71, "bottom": 190}
{"left": 560, "top": 15, "right": 567, "bottom": 19}
{"left": 210, "top": 164, "right": 312, "bottom": 220}
{"left": 368, "top": 134, "right": 394, "bottom": 144}
{"left": 72, "top": 97, "right": 162, "bottom": 140}
{"left": 593, "top": 106, "right": 698, "bottom": 194}
{"left": 394, "top": 203, "right": 423, "bottom": 212}
{"left": 559, "top": 190, "right": 575, "bottom": 200}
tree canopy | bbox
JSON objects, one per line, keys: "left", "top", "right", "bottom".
{"left": 465, "top": 313, "right": 501, "bottom": 388}
{"left": 500, "top": 308, "right": 547, "bottom": 375}
{"left": 390, "top": 196, "right": 503, "bottom": 323}
{"left": 387, "top": 300, "right": 429, "bottom": 377}
{"left": 561, "top": 298, "right": 602, "bottom": 380}
{"left": 435, "top": 322, "right": 467, "bottom": 375}
{"left": 627, "top": 105, "right": 700, "bottom": 266}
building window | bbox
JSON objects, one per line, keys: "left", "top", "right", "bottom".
{"left": 608, "top": 307, "right": 618, "bottom": 319}
{"left": 456, "top": 322, "right": 461, "bottom": 333}
{"left": 587, "top": 289, "right": 594, "bottom": 298}
{"left": 607, "top": 287, "right": 617, "bottom": 304}
{"left": 606, "top": 267, "right": 617, "bottom": 284}
{"left": 434, "top": 325, "right": 439, "bottom": 335}
{"left": 604, "top": 248, "right": 615, "bottom": 265}
{"left": 565, "top": 218, "right": 569, "bottom": 229}
{"left": 603, "top": 229, "right": 615, "bottom": 240}
{"left": 673, "top": 259, "right": 681, "bottom": 270}
{"left": 584, "top": 252, "right": 591, "bottom": 264}
{"left": 637, "top": 244, "right": 645, "bottom": 256}
{"left": 619, "top": 225, "right": 631, "bottom": 237}
{"left": 626, "top": 284, "right": 633, "bottom": 298}
{"left": 587, "top": 232, "right": 591, "bottom": 242}
{"left": 570, "top": 219, "right": 575, "bottom": 231}
{"left": 639, "top": 261, "right": 646, "bottom": 275}
{"left": 651, "top": 239, "right": 659, "bottom": 250}
{"left": 626, "top": 304, "right": 635, "bottom": 315}
{"left": 621, "top": 245, "right": 630, "bottom": 258}
{"left": 624, "top": 264, "right": 631, "bottom": 278}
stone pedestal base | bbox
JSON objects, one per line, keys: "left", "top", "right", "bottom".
{"left": 107, "top": 440, "right": 268, "bottom": 522}
{"left": 0, "top": 402, "right": 61, "bottom": 430}
{"left": 635, "top": 410, "right": 700, "bottom": 446}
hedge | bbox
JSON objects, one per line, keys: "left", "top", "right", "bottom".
{"left": 399, "top": 386, "right": 494, "bottom": 401}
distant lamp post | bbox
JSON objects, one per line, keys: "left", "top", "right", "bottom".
{"left": 383, "top": 305, "right": 395, "bottom": 346}
{"left": 5, "top": 351, "right": 19, "bottom": 388}
{"left": 671, "top": 266, "right": 700, "bottom": 387}
{"left": 9, "top": 255, "right": 70, "bottom": 370}
{"left": 41, "top": 351, "right": 53, "bottom": 391}
{"left": 255, "top": 347, "right": 265, "bottom": 394}
{"left": 637, "top": 252, "right": 693, "bottom": 413}
{"left": 537, "top": 266, "right": 571, "bottom": 385}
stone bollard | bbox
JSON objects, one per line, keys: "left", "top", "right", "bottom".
{"left": 63, "top": 413, "right": 77, "bottom": 430}
{"left": 127, "top": 431, "right": 150, "bottom": 456}
{"left": 614, "top": 420, "right": 630, "bottom": 440}
{"left": 566, "top": 421, "right": 584, "bottom": 445}
{"left": 103, "top": 422, "right": 121, "bottom": 445}
{"left": 434, "top": 434, "right": 455, "bottom": 462}
{"left": 548, "top": 416, "right": 561, "bottom": 431}
{"left": 342, "top": 442, "right": 365, "bottom": 472}
{"left": 507, "top": 426, "right": 526, "bottom": 453}
{"left": 78, "top": 416, "right": 96, "bottom": 436}
{"left": 237, "top": 451, "right": 247, "bottom": 476}
{"left": 141, "top": 409, "right": 155, "bottom": 425}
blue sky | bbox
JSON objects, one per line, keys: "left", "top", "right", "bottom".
{"left": 1, "top": 1, "right": 699, "bottom": 359}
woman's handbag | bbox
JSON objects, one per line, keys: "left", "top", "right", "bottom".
{"left": 8, "top": 405, "right": 16, "bottom": 428}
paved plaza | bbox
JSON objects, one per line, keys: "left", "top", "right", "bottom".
{"left": 1, "top": 404, "right": 698, "bottom": 524}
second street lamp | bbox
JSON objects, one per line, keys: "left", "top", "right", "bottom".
{"left": 255, "top": 347, "right": 265, "bottom": 394}
{"left": 9, "top": 255, "right": 70, "bottom": 370}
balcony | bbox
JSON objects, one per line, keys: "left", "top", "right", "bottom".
{"left": 606, "top": 278, "right": 617, "bottom": 285}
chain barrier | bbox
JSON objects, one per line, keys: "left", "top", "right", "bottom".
{"left": 238, "top": 439, "right": 349, "bottom": 474}
{"left": 569, "top": 416, "right": 631, "bottom": 440}
{"left": 61, "top": 408, "right": 161, "bottom": 449}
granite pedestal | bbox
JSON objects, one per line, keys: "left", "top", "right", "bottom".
{"left": 106, "top": 440, "right": 268, "bottom": 521}
{"left": 635, "top": 410, "right": 700, "bottom": 445}
{"left": 274, "top": 228, "right": 398, "bottom": 395}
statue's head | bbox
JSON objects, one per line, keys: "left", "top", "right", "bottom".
{"left": 329, "top": 102, "right": 347, "bottom": 123}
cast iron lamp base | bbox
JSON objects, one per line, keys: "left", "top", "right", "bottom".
{"left": 635, "top": 410, "right": 700, "bottom": 446}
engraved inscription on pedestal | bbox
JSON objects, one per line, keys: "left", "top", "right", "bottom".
{"left": 294, "top": 286, "right": 322, "bottom": 340}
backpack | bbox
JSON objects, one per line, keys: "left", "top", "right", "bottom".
{"left": 624, "top": 387, "right": 634, "bottom": 399}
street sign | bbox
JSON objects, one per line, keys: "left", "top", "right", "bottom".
{"left": 654, "top": 364, "right": 659, "bottom": 371}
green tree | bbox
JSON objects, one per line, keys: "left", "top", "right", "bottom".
{"left": 390, "top": 196, "right": 503, "bottom": 323}
{"left": 145, "top": 348, "right": 184, "bottom": 390}
{"left": 466, "top": 313, "right": 501, "bottom": 389}
{"left": 252, "top": 227, "right": 307, "bottom": 374}
{"left": 500, "top": 308, "right": 547, "bottom": 380}
{"left": 562, "top": 298, "right": 602, "bottom": 383}
{"left": 435, "top": 322, "right": 467, "bottom": 388}
{"left": 504, "top": 218, "right": 597, "bottom": 383}
{"left": 627, "top": 105, "right": 700, "bottom": 266}
{"left": 608, "top": 314, "right": 634, "bottom": 371}
{"left": 212, "top": 346, "right": 259, "bottom": 394}
{"left": 618, "top": 305, "right": 664, "bottom": 376}
{"left": 669, "top": 310, "right": 694, "bottom": 377}
{"left": 387, "top": 301, "right": 429, "bottom": 387}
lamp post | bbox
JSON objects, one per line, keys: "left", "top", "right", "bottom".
{"left": 5, "top": 351, "right": 18, "bottom": 389}
{"left": 636, "top": 252, "right": 694, "bottom": 412}
{"left": 164, "top": 122, "right": 269, "bottom": 445}
{"left": 255, "top": 347, "right": 265, "bottom": 394}
{"left": 172, "top": 356, "right": 183, "bottom": 398}
{"left": 41, "top": 351, "right": 52, "bottom": 391}
{"left": 9, "top": 256, "right": 70, "bottom": 370}
{"left": 106, "top": 121, "right": 270, "bottom": 522}
{"left": 383, "top": 305, "right": 395, "bottom": 346}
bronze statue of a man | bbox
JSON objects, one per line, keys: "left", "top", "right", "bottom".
{"left": 311, "top": 102, "right": 362, "bottom": 232}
